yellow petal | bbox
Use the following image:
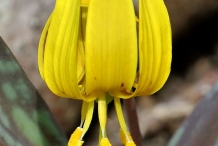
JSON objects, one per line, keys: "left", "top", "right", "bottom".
{"left": 39, "top": 0, "right": 88, "bottom": 100}
{"left": 38, "top": 14, "right": 52, "bottom": 80}
{"left": 118, "top": 0, "right": 171, "bottom": 98}
{"left": 136, "top": 0, "right": 171, "bottom": 95}
{"left": 81, "top": 0, "right": 89, "bottom": 7}
{"left": 40, "top": 0, "right": 79, "bottom": 97}
{"left": 85, "top": 0, "right": 137, "bottom": 96}
{"left": 145, "top": 0, "right": 172, "bottom": 94}
{"left": 53, "top": 0, "right": 80, "bottom": 98}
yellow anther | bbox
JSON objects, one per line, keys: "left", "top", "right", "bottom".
{"left": 120, "top": 129, "right": 134, "bottom": 145}
{"left": 100, "top": 138, "right": 112, "bottom": 146}
{"left": 126, "top": 141, "right": 136, "bottom": 146}
{"left": 120, "top": 129, "right": 126, "bottom": 144}
{"left": 68, "top": 127, "right": 84, "bottom": 146}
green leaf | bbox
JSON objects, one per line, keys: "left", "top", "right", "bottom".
{"left": 0, "top": 37, "right": 67, "bottom": 146}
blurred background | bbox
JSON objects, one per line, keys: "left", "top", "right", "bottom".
{"left": 0, "top": 0, "right": 218, "bottom": 145}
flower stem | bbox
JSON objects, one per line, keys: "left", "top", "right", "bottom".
{"left": 124, "top": 98, "right": 142, "bottom": 146}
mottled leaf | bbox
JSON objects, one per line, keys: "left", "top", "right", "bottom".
{"left": 0, "top": 37, "right": 67, "bottom": 146}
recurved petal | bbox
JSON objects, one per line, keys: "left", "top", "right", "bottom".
{"left": 135, "top": 0, "right": 171, "bottom": 96}
{"left": 38, "top": 14, "right": 52, "bottom": 80}
{"left": 40, "top": 0, "right": 84, "bottom": 99}
{"left": 145, "top": 0, "right": 172, "bottom": 94}
{"left": 85, "top": 0, "right": 137, "bottom": 97}
{"left": 112, "top": 0, "right": 171, "bottom": 99}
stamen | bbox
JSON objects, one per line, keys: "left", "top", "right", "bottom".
{"left": 114, "top": 98, "right": 136, "bottom": 145}
{"left": 98, "top": 94, "right": 107, "bottom": 137}
{"left": 80, "top": 121, "right": 84, "bottom": 128}
{"left": 126, "top": 141, "right": 136, "bottom": 146}
{"left": 100, "top": 138, "right": 112, "bottom": 146}
{"left": 81, "top": 101, "right": 94, "bottom": 138}
{"left": 120, "top": 129, "right": 127, "bottom": 144}
{"left": 114, "top": 98, "right": 129, "bottom": 139}
{"left": 68, "top": 127, "right": 84, "bottom": 146}
{"left": 120, "top": 129, "right": 134, "bottom": 145}
{"left": 80, "top": 101, "right": 88, "bottom": 127}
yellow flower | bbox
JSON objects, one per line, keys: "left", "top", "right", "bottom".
{"left": 38, "top": 0, "right": 171, "bottom": 145}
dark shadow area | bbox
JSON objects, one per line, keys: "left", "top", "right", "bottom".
{"left": 171, "top": 10, "right": 218, "bottom": 75}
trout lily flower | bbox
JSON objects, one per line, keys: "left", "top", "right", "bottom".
{"left": 38, "top": 0, "right": 171, "bottom": 145}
